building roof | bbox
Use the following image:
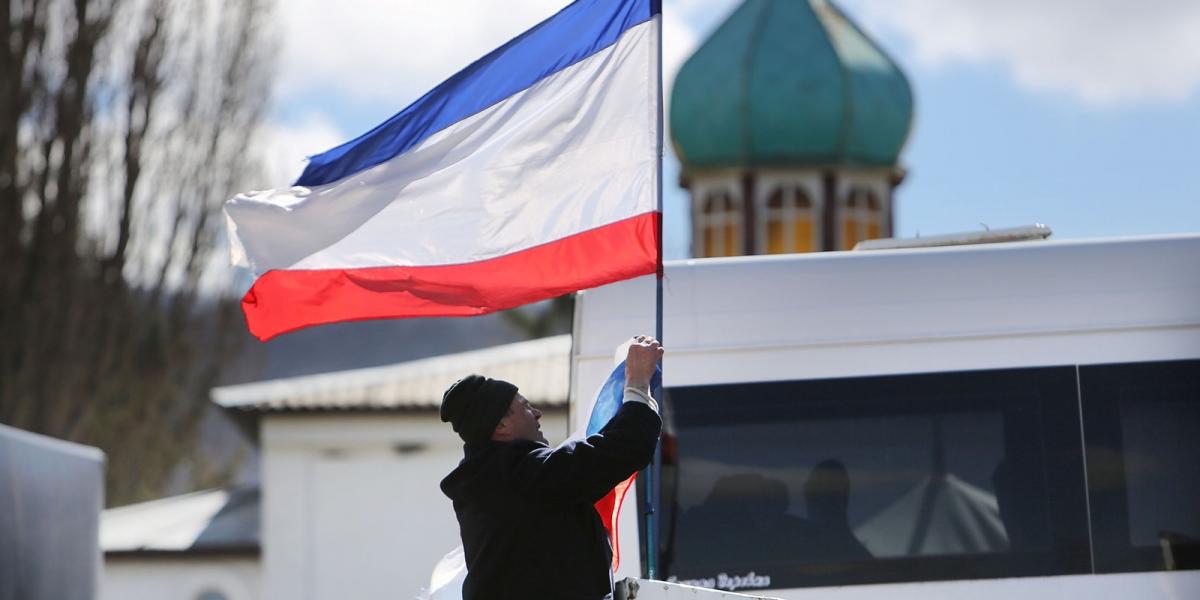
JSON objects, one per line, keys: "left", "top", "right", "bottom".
{"left": 670, "top": 0, "right": 913, "bottom": 172}
{"left": 101, "top": 487, "right": 260, "bottom": 555}
{"left": 211, "top": 334, "right": 571, "bottom": 412}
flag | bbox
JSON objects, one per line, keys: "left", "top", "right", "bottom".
{"left": 224, "top": 0, "right": 662, "bottom": 341}
{"left": 580, "top": 360, "right": 663, "bottom": 571}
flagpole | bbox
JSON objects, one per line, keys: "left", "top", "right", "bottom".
{"left": 647, "top": 2, "right": 666, "bottom": 582}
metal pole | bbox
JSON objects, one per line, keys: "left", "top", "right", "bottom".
{"left": 646, "top": 3, "right": 666, "bottom": 581}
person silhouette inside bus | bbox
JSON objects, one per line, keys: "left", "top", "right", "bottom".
{"left": 803, "top": 459, "right": 872, "bottom": 561}
{"left": 439, "top": 335, "right": 663, "bottom": 600}
{"left": 992, "top": 458, "right": 1049, "bottom": 551}
{"left": 676, "top": 472, "right": 818, "bottom": 568}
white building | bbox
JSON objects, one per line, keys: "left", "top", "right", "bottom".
{"left": 101, "top": 334, "right": 572, "bottom": 600}
{"left": 101, "top": 488, "right": 261, "bottom": 600}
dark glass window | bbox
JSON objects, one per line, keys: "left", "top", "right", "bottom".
{"left": 654, "top": 367, "right": 1090, "bottom": 591}
{"left": 1080, "top": 359, "right": 1200, "bottom": 573}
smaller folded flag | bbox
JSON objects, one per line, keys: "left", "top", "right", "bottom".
{"left": 582, "top": 361, "right": 662, "bottom": 571}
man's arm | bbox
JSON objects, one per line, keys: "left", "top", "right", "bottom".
{"left": 508, "top": 402, "right": 660, "bottom": 504}
{"left": 507, "top": 336, "right": 664, "bottom": 504}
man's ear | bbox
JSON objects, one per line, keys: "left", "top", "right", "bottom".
{"left": 491, "top": 399, "right": 517, "bottom": 442}
{"left": 491, "top": 415, "right": 511, "bottom": 441}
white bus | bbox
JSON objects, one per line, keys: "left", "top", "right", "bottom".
{"left": 570, "top": 233, "right": 1200, "bottom": 599}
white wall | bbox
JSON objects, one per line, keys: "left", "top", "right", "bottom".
{"left": 261, "top": 410, "right": 568, "bottom": 600}
{"left": 102, "top": 557, "right": 260, "bottom": 600}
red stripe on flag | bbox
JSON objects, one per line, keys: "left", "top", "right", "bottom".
{"left": 595, "top": 473, "right": 637, "bottom": 572}
{"left": 241, "top": 212, "right": 659, "bottom": 341}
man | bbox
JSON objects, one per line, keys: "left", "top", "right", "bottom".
{"left": 440, "top": 335, "right": 664, "bottom": 600}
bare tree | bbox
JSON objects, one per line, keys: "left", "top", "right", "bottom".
{"left": 0, "top": 0, "right": 275, "bottom": 506}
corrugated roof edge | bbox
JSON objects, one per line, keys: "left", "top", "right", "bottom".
{"left": 101, "top": 486, "right": 260, "bottom": 555}
{"left": 211, "top": 334, "right": 572, "bottom": 412}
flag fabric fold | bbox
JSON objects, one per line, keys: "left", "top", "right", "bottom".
{"left": 580, "top": 361, "right": 663, "bottom": 571}
{"left": 224, "top": 0, "right": 662, "bottom": 341}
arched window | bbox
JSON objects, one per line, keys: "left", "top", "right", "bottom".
{"left": 699, "top": 189, "right": 742, "bottom": 257}
{"left": 839, "top": 187, "right": 885, "bottom": 250}
{"left": 763, "top": 184, "right": 818, "bottom": 254}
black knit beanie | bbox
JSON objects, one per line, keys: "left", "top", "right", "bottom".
{"left": 440, "top": 374, "right": 518, "bottom": 443}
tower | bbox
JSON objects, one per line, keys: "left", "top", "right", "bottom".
{"left": 670, "top": 0, "right": 914, "bottom": 257}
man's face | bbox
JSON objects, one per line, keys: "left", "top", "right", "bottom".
{"left": 496, "top": 393, "right": 546, "bottom": 444}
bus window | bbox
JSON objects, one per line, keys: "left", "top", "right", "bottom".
{"left": 657, "top": 367, "right": 1090, "bottom": 591}
{"left": 1080, "top": 359, "right": 1200, "bottom": 574}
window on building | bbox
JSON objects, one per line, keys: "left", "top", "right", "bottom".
{"left": 699, "top": 189, "right": 741, "bottom": 257}
{"left": 1080, "top": 359, "right": 1200, "bottom": 573}
{"left": 839, "top": 187, "right": 885, "bottom": 250}
{"left": 763, "top": 185, "right": 817, "bottom": 254}
{"left": 657, "top": 367, "right": 1090, "bottom": 591}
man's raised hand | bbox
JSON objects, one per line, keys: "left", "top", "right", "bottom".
{"left": 625, "top": 335, "right": 663, "bottom": 390}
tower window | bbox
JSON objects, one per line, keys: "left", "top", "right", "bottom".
{"left": 763, "top": 184, "right": 818, "bottom": 254}
{"left": 699, "top": 189, "right": 742, "bottom": 257}
{"left": 839, "top": 187, "right": 885, "bottom": 250}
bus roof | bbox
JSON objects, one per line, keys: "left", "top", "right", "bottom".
{"left": 573, "top": 232, "right": 1200, "bottom": 390}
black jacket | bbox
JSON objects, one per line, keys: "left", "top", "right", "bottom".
{"left": 440, "top": 401, "right": 661, "bottom": 600}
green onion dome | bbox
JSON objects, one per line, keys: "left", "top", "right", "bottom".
{"left": 670, "top": 0, "right": 914, "bottom": 170}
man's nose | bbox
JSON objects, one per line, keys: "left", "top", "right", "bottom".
{"left": 533, "top": 408, "right": 542, "bottom": 419}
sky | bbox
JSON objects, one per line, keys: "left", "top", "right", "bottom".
{"left": 259, "top": 0, "right": 1200, "bottom": 260}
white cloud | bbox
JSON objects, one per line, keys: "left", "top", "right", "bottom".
{"left": 662, "top": 6, "right": 700, "bottom": 100}
{"left": 276, "top": 0, "right": 570, "bottom": 108}
{"left": 843, "top": 0, "right": 1200, "bottom": 107}
{"left": 275, "top": 0, "right": 722, "bottom": 113}
{"left": 269, "top": 0, "right": 722, "bottom": 178}
{"left": 259, "top": 113, "right": 347, "bottom": 185}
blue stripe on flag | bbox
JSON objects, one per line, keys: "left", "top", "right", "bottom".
{"left": 295, "top": 0, "right": 658, "bottom": 188}
{"left": 586, "top": 362, "right": 662, "bottom": 436}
